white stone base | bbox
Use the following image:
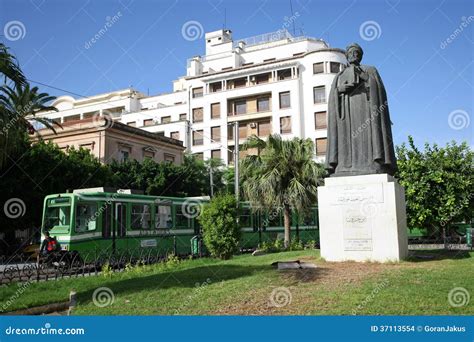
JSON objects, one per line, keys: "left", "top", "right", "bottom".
{"left": 317, "top": 174, "right": 408, "bottom": 262}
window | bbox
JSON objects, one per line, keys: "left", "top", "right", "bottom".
{"left": 193, "top": 130, "right": 203, "bottom": 145}
{"left": 227, "top": 125, "right": 234, "bottom": 140}
{"left": 263, "top": 58, "right": 276, "bottom": 62}
{"left": 179, "top": 113, "right": 187, "bottom": 121}
{"left": 293, "top": 52, "right": 304, "bottom": 56}
{"left": 228, "top": 146, "right": 235, "bottom": 164}
{"left": 157, "top": 131, "right": 165, "bottom": 136}
{"left": 143, "top": 119, "right": 154, "bottom": 126}
{"left": 211, "top": 149, "right": 221, "bottom": 160}
{"left": 45, "top": 199, "right": 71, "bottom": 228}
{"left": 234, "top": 100, "right": 247, "bottom": 115}
{"left": 192, "top": 87, "right": 203, "bottom": 98}
{"left": 162, "top": 116, "right": 171, "bottom": 124}
{"left": 211, "top": 103, "right": 221, "bottom": 119}
{"left": 164, "top": 154, "right": 175, "bottom": 163}
{"left": 279, "top": 91, "right": 291, "bottom": 109}
{"left": 211, "top": 126, "right": 221, "bottom": 142}
{"left": 63, "top": 114, "right": 80, "bottom": 122}
{"left": 315, "top": 138, "right": 327, "bottom": 156}
{"left": 315, "top": 111, "right": 327, "bottom": 129}
{"left": 330, "top": 62, "right": 341, "bottom": 73}
{"left": 242, "top": 62, "right": 254, "bottom": 66}
{"left": 143, "top": 150, "right": 155, "bottom": 159}
{"left": 313, "top": 62, "right": 324, "bottom": 74}
{"left": 155, "top": 205, "right": 172, "bottom": 229}
{"left": 232, "top": 78, "right": 247, "bottom": 88}
{"left": 170, "top": 131, "right": 180, "bottom": 140}
{"left": 210, "top": 82, "right": 222, "bottom": 92}
{"left": 239, "top": 124, "right": 247, "bottom": 139}
{"left": 277, "top": 68, "right": 292, "bottom": 80}
{"left": 75, "top": 203, "right": 98, "bottom": 233}
{"left": 175, "top": 204, "right": 188, "bottom": 228}
{"left": 131, "top": 204, "right": 152, "bottom": 230}
{"left": 119, "top": 146, "right": 131, "bottom": 162}
{"left": 193, "top": 107, "right": 203, "bottom": 122}
{"left": 257, "top": 97, "right": 270, "bottom": 112}
{"left": 258, "top": 120, "right": 271, "bottom": 137}
{"left": 280, "top": 116, "right": 291, "bottom": 134}
{"left": 194, "top": 152, "right": 203, "bottom": 160}
{"left": 254, "top": 73, "right": 270, "bottom": 84}
{"left": 127, "top": 121, "right": 136, "bottom": 127}
{"left": 83, "top": 111, "right": 98, "bottom": 119}
{"left": 313, "top": 86, "right": 326, "bottom": 104}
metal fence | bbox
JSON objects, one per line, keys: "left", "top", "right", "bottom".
{"left": 0, "top": 249, "right": 172, "bottom": 285}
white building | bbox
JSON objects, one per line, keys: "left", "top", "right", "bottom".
{"left": 40, "top": 29, "right": 346, "bottom": 165}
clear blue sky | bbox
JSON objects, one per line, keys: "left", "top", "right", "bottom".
{"left": 1, "top": 0, "right": 472, "bottom": 147}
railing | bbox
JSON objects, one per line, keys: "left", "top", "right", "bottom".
{"left": 0, "top": 249, "right": 178, "bottom": 285}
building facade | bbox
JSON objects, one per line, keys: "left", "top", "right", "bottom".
{"left": 39, "top": 29, "right": 346, "bottom": 165}
{"left": 32, "top": 117, "right": 185, "bottom": 165}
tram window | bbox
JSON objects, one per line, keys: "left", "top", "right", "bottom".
{"left": 175, "top": 205, "right": 188, "bottom": 228}
{"left": 45, "top": 202, "right": 71, "bottom": 229}
{"left": 75, "top": 203, "right": 98, "bottom": 232}
{"left": 155, "top": 205, "right": 172, "bottom": 229}
{"left": 131, "top": 204, "right": 152, "bottom": 229}
{"left": 239, "top": 208, "right": 251, "bottom": 228}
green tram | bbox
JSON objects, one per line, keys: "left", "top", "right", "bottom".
{"left": 41, "top": 189, "right": 320, "bottom": 259}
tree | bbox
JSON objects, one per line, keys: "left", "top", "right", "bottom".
{"left": 396, "top": 136, "right": 474, "bottom": 241}
{"left": 199, "top": 194, "right": 240, "bottom": 259}
{"left": 240, "top": 134, "right": 326, "bottom": 248}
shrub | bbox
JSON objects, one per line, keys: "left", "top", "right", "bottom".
{"left": 199, "top": 194, "right": 240, "bottom": 260}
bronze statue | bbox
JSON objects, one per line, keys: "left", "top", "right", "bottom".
{"left": 326, "top": 43, "right": 397, "bottom": 177}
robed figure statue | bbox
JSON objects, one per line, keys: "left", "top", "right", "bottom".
{"left": 326, "top": 43, "right": 397, "bottom": 177}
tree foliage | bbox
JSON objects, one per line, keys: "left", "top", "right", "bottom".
{"left": 199, "top": 194, "right": 240, "bottom": 259}
{"left": 396, "top": 136, "right": 474, "bottom": 238}
{"left": 240, "top": 134, "right": 326, "bottom": 247}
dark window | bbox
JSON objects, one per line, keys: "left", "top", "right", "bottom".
{"left": 257, "top": 97, "right": 270, "bottom": 112}
{"left": 162, "top": 116, "right": 171, "bottom": 123}
{"left": 235, "top": 100, "right": 247, "bottom": 115}
{"left": 193, "top": 107, "right": 203, "bottom": 122}
{"left": 313, "top": 62, "right": 324, "bottom": 74}
{"left": 179, "top": 113, "right": 187, "bottom": 121}
{"left": 193, "top": 130, "right": 203, "bottom": 145}
{"left": 279, "top": 91, "right": 290, "bottom": 109}
{"left": 192, "top": 87, "right": 203, "bottom": 98}
{"left": 330, "top": 62, "right": 341, "bottom": 73}
{"left": 211, "top": 126, "right": 221, "bottom": 142}
{"left": 211, "top": 103, "right": 220, "bottom": 118}
{"left": 280, "top": 116, "right": 291, "bottom": 134}
{"left": 211, "top": 149, "right": 221, "bottom": 160}
{"left": 313, "top": 86, "right": 326, "bottom": 104}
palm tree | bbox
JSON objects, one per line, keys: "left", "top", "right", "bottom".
{"left": 240, "top": 134, "right": 326, "bottom": 248}
{"left": 0, "top": 84, "right": 59, "bottom": 166}
{"left": 0, "top": 43, "right": 26, "bottom": 87}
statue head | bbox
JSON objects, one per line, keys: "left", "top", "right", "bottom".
{"left": 346, "top": 43, "right": 363, "bottom": 65}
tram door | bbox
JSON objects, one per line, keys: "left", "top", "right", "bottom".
{"left": 112, "top": 203, "right": 127, "bottom": 252}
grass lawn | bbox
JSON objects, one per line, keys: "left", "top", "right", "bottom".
{"left": 1, "top": 249, "right": 473, "bottom": 315}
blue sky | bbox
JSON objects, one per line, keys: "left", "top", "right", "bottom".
{"left": 1, "top": 0, "right": 472, "bottom": 147}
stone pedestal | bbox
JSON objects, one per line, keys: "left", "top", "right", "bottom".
{"left": 317, "top": 174, "right": 408, "bottom": 262}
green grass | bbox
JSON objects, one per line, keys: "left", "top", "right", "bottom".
{"left": 1, "top": 249, "right": 473, "bottom": 315}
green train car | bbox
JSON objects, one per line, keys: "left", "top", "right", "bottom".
{"left": 41, "top": 190, "right": 205, "bottom": 258}
{"left": 41, "top": 188, "right": 320, "bottom": 259}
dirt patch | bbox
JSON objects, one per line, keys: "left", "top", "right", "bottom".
{"left": 210, "top": 259, "right": 423, "bottom": 315}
